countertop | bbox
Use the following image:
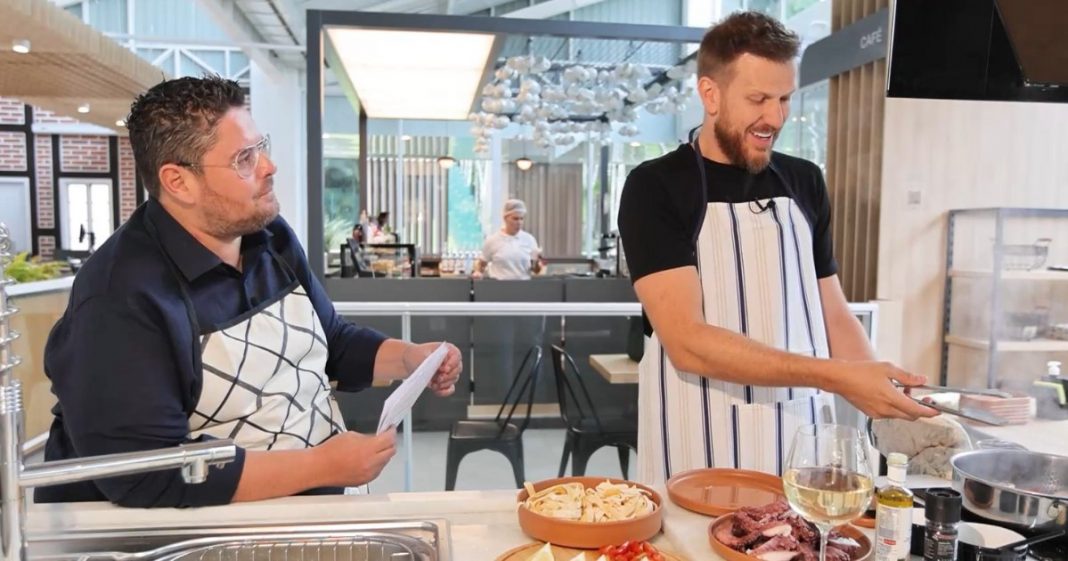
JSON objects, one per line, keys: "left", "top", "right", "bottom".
{"left": 22, "top": 420, "right": 1064, "bottom": 560}
{"left": 966, "top": 418, "right": 1068, "bottom": 456}
{"left": 7, "top": 275, "right": 74, "bottom": 297}
{"left": 25, "top": 487, "right": 718, "bottom": 561}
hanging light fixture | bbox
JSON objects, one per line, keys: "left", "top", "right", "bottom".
{"left": 514, "top": 157, "right": 533, "bottom": 171}
{"left": 470, "top": 54, "right": 696, "bottom": 150}
{"left": 437, "top": 121, "right": 457, "bottom": 169}
{"left": 514, "top": 137, "right": 533, "bottom": 171}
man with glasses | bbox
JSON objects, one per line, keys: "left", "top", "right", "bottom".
{"left": 39, "top": 76, "right": 463, "bottom": 507}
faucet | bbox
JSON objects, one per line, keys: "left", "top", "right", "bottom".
{"left": 0, "top": 223, "right": 238, "bottom": 561}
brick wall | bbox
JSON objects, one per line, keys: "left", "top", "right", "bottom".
{"left": 32, "top": 107, "right": 78, "bottom": 125}
{"left": 118, "top": 137, "right": 138, "bottom": 222}
{"left": 0, "top": 97, "right": 24, "bottom": 125}
{"left": 0, "top": 100, "right": 144, "bottom": 258}
{"left": 0, "top": 131, "right": 27, "bottom": 172}
{"left": 35, "top": 135, "right": 54, "bottom": 230}
{"left": 60, "top": 135, "right": 110, "bottom": 173}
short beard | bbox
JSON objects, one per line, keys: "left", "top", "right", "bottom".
{"left": 713, "top": 113, "right": 773, "bottom": 174}
{"left": 201, "top": 179, "right": 279, "bottom": 239}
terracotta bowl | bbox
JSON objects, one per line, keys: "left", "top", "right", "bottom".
{"left": 516, "top": 476, "right": 663, "bottom": 549}
{"left": 708, "top": 514, "right": 872, "bottom": 561}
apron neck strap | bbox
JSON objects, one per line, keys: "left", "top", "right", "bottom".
{"left": 690, "top": 136, "right": 709, "bottom": 248}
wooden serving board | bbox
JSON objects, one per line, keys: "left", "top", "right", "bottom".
{"left": 496, "top": 542, "right": 686, "bottom": 561}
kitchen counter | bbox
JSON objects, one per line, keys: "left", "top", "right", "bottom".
{"left": 7, "top": 275, "right": 74, "bottom": 297}
{"left": 966, "top": 418, "right": 1068, "bottom": 456}
{"left": 24, "top": 477, "right": 1004, "bottom": 560}
{"left": 22, "top": 421, "right": 1061, "bottom": 561}
{"left": 26, "top": 487, "right": 723, "bottom": 561}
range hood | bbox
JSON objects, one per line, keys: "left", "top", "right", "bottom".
{"left": 887, "top": 0, "right": 1068, "bottom": 103}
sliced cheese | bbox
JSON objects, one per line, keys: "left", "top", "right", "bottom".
{"left": 527, "top": 542, "right": 556, "bottom": 561}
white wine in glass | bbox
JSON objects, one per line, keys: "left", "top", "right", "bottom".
{"left": 783, "top": 424, "right": 874, "bottom": 561}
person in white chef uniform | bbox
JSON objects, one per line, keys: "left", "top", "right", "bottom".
{"left": 473, "top": 199, "right": 544, "bottom": 280}
{"left": 617, "top": 11, "right": 937, "bottom": 484}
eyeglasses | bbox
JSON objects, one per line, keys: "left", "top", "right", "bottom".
{"left": 177, "top": 135, "right": 271, "bottom": 179}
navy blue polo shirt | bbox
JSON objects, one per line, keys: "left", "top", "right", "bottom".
{"left": 37, "top": 199, "right": 387, "bottom": 507}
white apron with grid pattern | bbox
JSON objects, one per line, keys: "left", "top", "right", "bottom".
{"left": 188, "top": 283, "right": 346, "bottom": 451}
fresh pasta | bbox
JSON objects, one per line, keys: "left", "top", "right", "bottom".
{"left": 522, "top": 480, "right": 656, "bottom": 522}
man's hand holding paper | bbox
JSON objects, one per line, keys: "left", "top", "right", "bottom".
{"left": 403, "top": 342, "right": 463, "bottom": 397}
{"left": 377, "top": 343, "right": 463, "bottom": 434}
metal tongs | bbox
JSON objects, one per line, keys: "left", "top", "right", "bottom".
{"left": 893, "top": 383, "right": 1012, "bottom": 426}
{"left": 908, "top": 398, "right": 1007, "bottom": 426}
{"left": 898, "top": 384, "right": 1014, "bottom": 399}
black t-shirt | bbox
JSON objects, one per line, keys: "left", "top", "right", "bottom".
{"left": 618, "top": 143, "right": 838, "bottom": 283}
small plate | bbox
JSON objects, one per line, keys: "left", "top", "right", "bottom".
{"left": 666, "top": 468, "right": 784, "bottom": 517}
{"left": 709, "top": 514, "right": 872, "bottom": 561}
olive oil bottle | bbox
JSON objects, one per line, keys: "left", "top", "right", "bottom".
{"left": 874, "top": 453, "right": 913, "bottom": 561}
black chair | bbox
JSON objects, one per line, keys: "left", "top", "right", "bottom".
{"left": 445, "top": 345, "right": 543, "bottom": 490}
{"left": 550, "top": 345, "right": 637, "bottom": 479}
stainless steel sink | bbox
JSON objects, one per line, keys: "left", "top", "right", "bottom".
{"left": 27, "top": 520, "right": 451, "bottom": 561}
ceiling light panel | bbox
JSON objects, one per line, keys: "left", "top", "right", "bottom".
{"left": 326, "top": 28, "right": 496, "bottom": 120}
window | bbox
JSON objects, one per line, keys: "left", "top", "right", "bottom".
{"left": 0, "top": 178, "right": 32, "bottom": 255}
{"left": 720, "top": 0, "right": 745, "bottom": 14}
{"left": 747, "top": 0, "right": 783, "bottom": 17}
{"left": 60, "top": 179, "right": 114, "bottom": 251}
{"left": 786, "top": 0, "right": 822, "bottom": 18}
{"left": 86, "top": 0, "right": 128, "bottom": 34}
{"left": 64, "top": 2, "right": 84, "bottom": 20}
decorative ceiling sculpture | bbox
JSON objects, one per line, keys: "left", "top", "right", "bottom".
{"left": 469, "top": 53, "right": 697, "bottom": 153}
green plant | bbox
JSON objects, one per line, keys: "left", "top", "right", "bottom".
{"left": 3, "top": 252, "right": 65, "bottom": 283}
{"left": 325, "top": 216, "right": 356, "bottom": 253}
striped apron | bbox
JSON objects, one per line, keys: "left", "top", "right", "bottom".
{"left": 635, "top": 142, "right": 836, "bottom": 485}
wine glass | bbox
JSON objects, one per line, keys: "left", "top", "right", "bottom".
{"left": 783, "top": 424, "right": 875, "bottom": 561}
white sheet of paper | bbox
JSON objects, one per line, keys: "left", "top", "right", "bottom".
{"left": 376, "top": 343, "right": 448, "bottom": 434}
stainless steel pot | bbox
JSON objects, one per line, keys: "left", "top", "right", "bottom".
{"left": 951, "top": 449, "right": 1068, "bottom": 533}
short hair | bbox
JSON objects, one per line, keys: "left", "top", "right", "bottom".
{"left": 125, "top": 75, "right": 246, "bottom": 198}
{"left": 697, "top": 11, "right": 800, "bottom": 80}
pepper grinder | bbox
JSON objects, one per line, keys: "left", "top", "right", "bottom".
{"left": 923, "top": 488, "right": 961, "bottom": 561}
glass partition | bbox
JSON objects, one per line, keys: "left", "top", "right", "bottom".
{"left": 328, "top": 298, "right": 879, "bottom": 493}
{"left": 308, "top": 12, "right": 705, "bottom": 278}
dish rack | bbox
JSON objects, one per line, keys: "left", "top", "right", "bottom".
{"left": 999, "top": 238, "right": 1052, "bottom": 271}
{"left": 1000, "top": 308, "right": 1050, "bottom": 341}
